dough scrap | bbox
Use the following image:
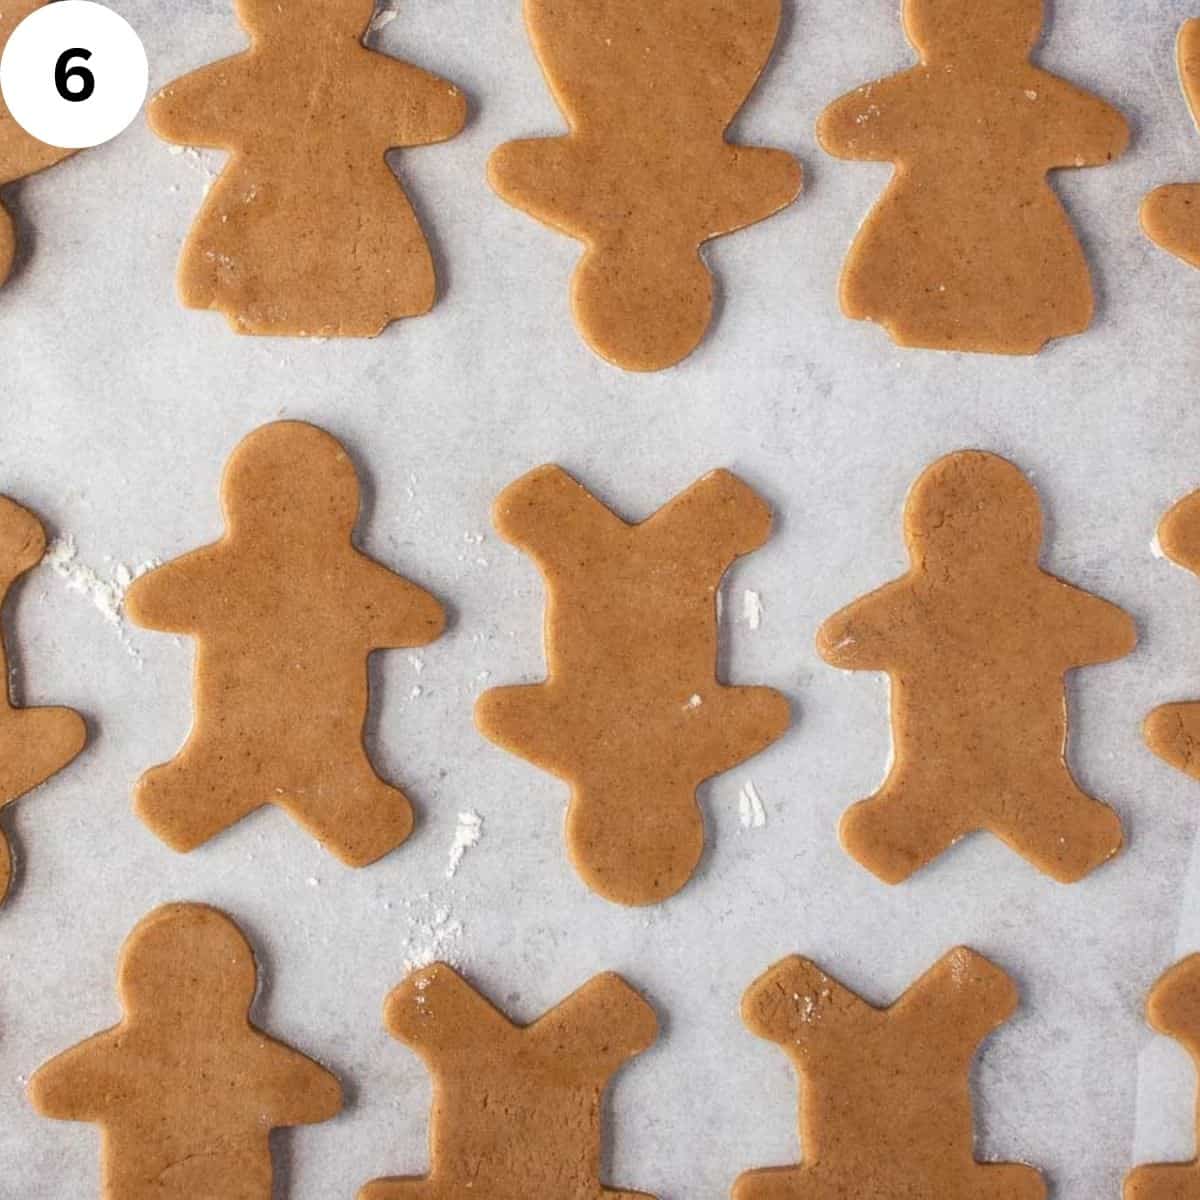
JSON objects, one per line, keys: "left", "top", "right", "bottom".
{"left": 1142, "top": 20, "right": 1200, "bottom": 269}
{"left": 359, "top": 962, "right": 657, "bottom": 1200}
{"left": 0, "top": 1, "right": 77, "bottom": 286}
{"left": 475, "top": 464, "right": 790, "bottom": 906}
{"left": 735, "top": 947, "right": 1046, "bottom": 1200}
{"left": 1145, "top": 489, "right": 1200, "bottom": 777}
{"left": 29, "top": 902, "right": 342, "bottom": 1200}
{"left": 488, "top": 0, "right": 802, "bottom": 372}
{"left": 0, "top": 496, "right": 86, "bottom": 903}
{"left": 817, "top": 450, "right": 1136, "bottom": 884}
{"left": 817, "top": 0, "right": 1128, "bottom": 354}
{"left": 1126, "top": 956, "right": 1200, "bottom": 1200}
{"left": 147, "top": 0, "right": 467, "bottom": 337}
{"left": 126, "top": 420, "right": 445, "bottom": 865}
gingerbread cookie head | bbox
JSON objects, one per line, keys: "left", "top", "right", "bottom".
{"left": 905, "top": 451, "right": 1043, "bottom": 571}
{"left": 119, "top": 903, "right": 256, "bottom": 1026}
{"left": 905, "top": 0, "right": 1043, "bottom": 62}
{"left": 222, "top": 420, "right": 360, "bottom": 541}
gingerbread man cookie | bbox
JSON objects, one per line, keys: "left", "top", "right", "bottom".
{"left": 30, "top": 902, "right": 343, "bottom": 1200}
{"left": 360, "top": 963, "right": 657, "bottom": 1200}
{"left": 1126, "top": 956, "right": 1200, "bottom": 1200}
{"left": 736, "top": 947, "right": 1045, "bottom": 1200}
{"left": 1146, "top": 488, "right": 1200, "bottom": 777}
{"left": 148, "top": 0, "right": 467, "bottom": 336}
{"left": 818, "top": 451, "right": 1135, "bottom": 884}
{"left": 126, "top": 421, "right": 445, "bottom": 865}
{"left": 475, "top": 465, "right": 790, "bottom": 906}
{"left": 0, "top": 1, "right": 77, "bottom": 287}
{"left": 0, "top": 496, "right": 85, "bottom": 903}
{"left": 1142, "top": 21, "right": 1200, "bottom": 268}
{"left": 488, "top": 0, "right": 802, "bottom": 372}
{"left": 818, "top": 0, "right": 1128, "bottom": 354}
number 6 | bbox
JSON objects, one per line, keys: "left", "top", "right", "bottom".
{"left": 55, "top": 47, "right": 94, "bottom": 103}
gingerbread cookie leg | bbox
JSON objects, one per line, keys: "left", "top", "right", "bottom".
{"left": 735, "top": 948, "right": 1045, "bottom": 1200}
{"left": 476, "top": 465, "right": 789, "bottom": 905}
{"left": 359, "top": 964, "right": 657, "bottom": 1200}
{"left": 1126, "top": 956, "right": 1200, "bottom": 1200}
{"left": 0, "top": 497, "right": 86, "bottom": 902}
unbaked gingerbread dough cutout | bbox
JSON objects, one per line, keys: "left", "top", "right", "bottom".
{"left": 1143, "top": 22, "right": 1200, "bottom": 271}
{"left": 147, "top": 0, "right": 467, "bottom": 336}
{"left": 0, "top": 1, "right": 77, "bottom": 287}
{"left": 818, "top": 0, "right": 1128, "bottom": 354}
{"left": 475, "top": 465, "right": 790, "bottom": 906}
{"left": 488, "top": 0, "right": 802, "bottom": 372}
{"left": 818, "top": 450, "right": 1136, "bottom": 884}
{"left": 126, "top": 420, "right": 445, "bottom": 865}
{"left": 1146, "top": 488, "right": 1200, "bottom": 777}
{"left": 735, "top": 947, "right": 1045, "bottom": 1200}
{"left": 29, "top": 902, "right": 343, "bottom": 1200}
{"left": 0, "top": 496, "right": 85, "bottom": 903}
{"left": 1126, "top": 956, "right": 1200, "bottom": 1200}
{"left": 359, "top": 963, "right": 657, "bottom": 1200}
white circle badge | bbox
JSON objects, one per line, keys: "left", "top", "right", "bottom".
{"left": 0, "top": 0, "right": 148, "bottom": 149}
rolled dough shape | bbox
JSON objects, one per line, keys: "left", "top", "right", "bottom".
{"left": 488, "top": 0, "right": 802, "bottom": 372}
{"left": 817, "top": 0, "right": 1128, "bottom": 354}
{"left": 29, "top": 901, "right": 343, "bottom": 1200}
{"left": 359, "top": 962, "right": 657, "bottom": 1200}
{"left": 817, "top": 450, "right": 1136, "bottom": 884}
{"left": 125, "top": 420, "right": 446, "bottom": 866}
{"left": 735, "top": 946, "right": 1046, "bottom": 1200}
{"left": 475, "top": 464, "right": 791, "bottom": 907}
{"left": 147, "top": 0, "right": 467, "bottom": 336}
{"left": 0, "top": 495, "right": 86, "bottom": 903}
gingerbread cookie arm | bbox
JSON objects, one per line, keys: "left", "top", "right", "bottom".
{"left": 350, "top": 553, "right": 446, "bottom": 649}
{"left": 1039, "top": 577, "right": 1137, "bottom": 666}
{"left": 248, "top": 1036, "right": 343, "bottom": 1126}
{"left": 29, "top": 1031, "right": 122, "bottom": 1123}
{"left": 384, "top": 963, "right": 514, "bottom": 1059}
{"left": 817, "top": 73, "right": 919, "bottom": 162}
{"left": 360, "top": 56, "right": 467, "bottom": 146}
{"left": 647, "top": 469, "right": 772, "bottom": 564}
{"left": 1023, "top": 70, "right": 1130, "bottom": 168}
{"left": 147, "top": 59, "right": 249, "bottom": 150}
{"left": 816, "top": 580, "right": 911, "bottom": 671}
{"left": 125, "top": 549, "right": 220, "bottom": 635}
{"left": 741, "top": 955, "right": 872, "bottom": 1049}
{"left": 529, "top": 973, "right": 658, "bottom": 1071}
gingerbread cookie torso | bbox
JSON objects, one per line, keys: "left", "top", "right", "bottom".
{"left": 360, "top": 963, "right": 657, "bottom": 1200}
{"left": 148, "top": 0, "right": 467, "bottom": 336}
{"left": 488, "top": 0, "right": 802, "bottom": 372}
{"left": 818, "top": 0, "right": 1128, "bottom": 354}
{"left": 1145, "top": 488, "right": 1200, "bottom": 777}
{"left": 126, "top": 421, "right": 445, "bottom": 866}
{"left": 818, "top": 450, "right": 1136, "bottom": 884}
{"left": 0, "top": 1, "right": 77, "bottom": 286}
{"left": 1143, "top": 22, "right": 1200, "bottom": 270}
{"left": 475, "top": 465, "right": 790, "bottom": 906}
{"left": 29, "top": 902, "right": 343, "bottom": 1200}
{"left": 736, "top": 947, "right": 1045, "bottom": 1200}
{"left": 1126, "top": 956, "right": 1200, "bottom": 1200}
{"left": 0, "top": 496, "right": 86, "bottom": 902}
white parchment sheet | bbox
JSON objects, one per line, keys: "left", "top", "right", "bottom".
{"left": 3, "top": 0, "right": 1200, "bottom": 1196}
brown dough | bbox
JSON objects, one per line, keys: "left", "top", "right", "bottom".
{"left": 475, "top": 465, "right": 790, "bottom": 906}
{"left": 0, "top": 496, "right": 85, "bottom": 903}
{"left": 359, "top": 962, "right": 657, "bottom": 1200}
{"left": 0, "top": 1, "right": 77, "bottom": 286}
{"left": 817, "top": 450, "right": 1136, "bottom": 884}
{"left": 1125, "top": 956, "right": 1200, "bottom": 1200}
{"left": 125, "top": 420, "right": 445, "bottom": 865}
{"left": 1145, "top": 489, "right": 1200, "bottom": 777}
{"left": 735, "top": 947, "right": 1045, "bottom": 1200}
{"left": 817, "top": 0, "right": 1128, "bottom": 354}
{"left": 488, "top": 0, "right": 802, "bottom": 372}
{"left": 29, "top": 902, "right": 343, "bottom": 1200}
{"left": 147, "top": 0, "right": 467, "bottom": 337}
{"left": 1142, "top": 21, "right": 1200, "bottom": 268}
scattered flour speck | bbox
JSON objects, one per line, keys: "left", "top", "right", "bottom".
{"left": 446, "top": 811, "right": 483, "bottom": 879}
{"left": 742, "top": 589, "right": 765, "bottom": 630}
{"left": 738, "top": 780, "right": 767, "bottom": 830}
